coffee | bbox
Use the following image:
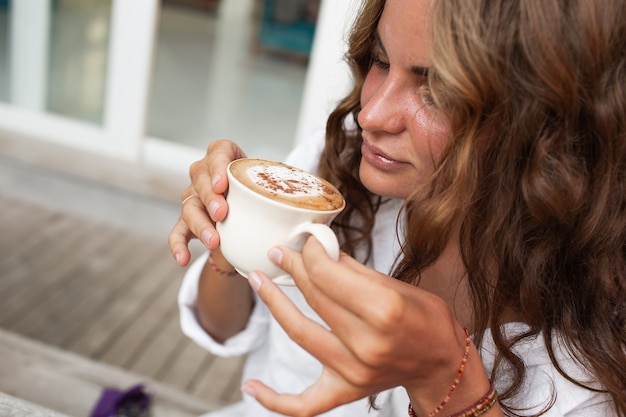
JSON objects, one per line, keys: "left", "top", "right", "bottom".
{"left": 229, "top": 158, "right": 345, "bottom": 211}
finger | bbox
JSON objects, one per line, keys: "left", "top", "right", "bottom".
{"left": 183, "top": 175, "right": 228, "bottom": 224}
{"left": 191, "top": 140, "right": 246, "bottom": 196}
{"left": 269, "top": 244, "right": 362, "bottom": 335}
{"left": 188, "top": 168, "right": 228, "bottom": 223}
{"left": 180, "top": 196, "right": 220, "bottom": 249}
{"left": 242, "top": 374, "right": 362, "bottom": 417}
{"left": 294, "top": 238, "right": 422, "bottom": 367}
{"left": 168, "top": 218, "right": 194, "bottom": 266}
{"left": 300, "top": 237, "right": 399, "bottom": 321}
{"left": 248, "top": 270, "right": 355, "bottom": 367}
{"left": 250, "top": 270, "right": 389, "bottom": 397}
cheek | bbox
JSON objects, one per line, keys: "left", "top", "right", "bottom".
{"left": 411, "top": 107, "right": 451, "bottom": 162}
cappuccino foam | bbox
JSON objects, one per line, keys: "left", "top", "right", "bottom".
{"left": 229, "top": 158, "right": 344, "bottom": 211}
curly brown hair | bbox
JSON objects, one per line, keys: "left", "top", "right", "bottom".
{"left": 319, "top": 0, "right": 385, "bottom": 263}
{"left": 322, "top": 0, "right": 626, "bottom": 415}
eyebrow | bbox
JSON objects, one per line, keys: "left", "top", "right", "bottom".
{"left": 373, "top": 31, "right": 429, "bottom": 77}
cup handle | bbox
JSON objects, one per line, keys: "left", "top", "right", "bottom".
{"left": 292, "top": 223, "right": 340, "bottom": 260}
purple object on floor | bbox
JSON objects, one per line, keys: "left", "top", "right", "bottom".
{"left": 90, "top": 384, "right": 152, "bottom": 417}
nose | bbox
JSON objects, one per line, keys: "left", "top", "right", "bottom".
{"left": 358, "top": 76, "right": 407, "bottom": 134}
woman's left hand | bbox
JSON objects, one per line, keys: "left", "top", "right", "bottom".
{"left": 242, "top": 237, "right": 469, "bottom": 417}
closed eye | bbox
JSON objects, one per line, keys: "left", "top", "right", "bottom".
{"left": 371, "top": 56, "right": 390, "bottom": 70}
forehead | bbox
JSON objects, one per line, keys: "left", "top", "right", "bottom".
{"left": 378, "top": 0, "right": 432, "bottom": 66}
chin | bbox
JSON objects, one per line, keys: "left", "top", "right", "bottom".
{"left": 360, "top": 170, "right": 411, "bottom": 199}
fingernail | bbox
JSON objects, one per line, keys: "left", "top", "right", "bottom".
{"left": 211, "top": 174, "right": 222, "bottom": 187}
{"left": 202, "top": 230, "right": 213, "bottom": 246}
{"left": 268, "top": 247, "right": 283, "bottom": 265}
{"left": 248, "top": 271, "right": 262, "bottom": 291}
{"left": 208, "top": 201, "right": 220, "bottom": 218}
{"left": 175, "top": 253, "right": 183, "bottom": 264}
{"left": 241, "top": 382, "right": 256, "bottom": 398}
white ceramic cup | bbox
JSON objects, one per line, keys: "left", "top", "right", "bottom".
{"left": 217, "top": 158, "right": 345, "bottom": 285}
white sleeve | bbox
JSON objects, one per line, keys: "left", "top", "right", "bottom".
{"left": 178, "top": 251, "right": 270, "bottom": 356}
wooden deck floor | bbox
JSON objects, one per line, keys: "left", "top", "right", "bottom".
{"left": 0, "top": 193, "right": 245, "bottom": 411}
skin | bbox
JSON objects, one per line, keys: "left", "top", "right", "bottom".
{"left": 168, "top": 0, "right": 502, "bottom": 415}
{"left": 357, "top": 0, "right": 449, "bottom": 200}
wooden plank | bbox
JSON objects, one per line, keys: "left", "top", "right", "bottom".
{"left": 0, "top": 197, "right": 58, "bottom": 253}
{"left": 89, "top": 254, "right": 182, "bottom": 360}
{"left": 193, "top": 354, "right": 246, "bottom": 403}
{"left": 0, "top": 224, "right": 120, "bottom": 334}
{"left": 0, "top": 209, "right": 68, "bottom": 258}
{"left": 0, "top": 221, "right": 102, "bottom": 329}
{"left": 0, "top": 194, "right": 18, "bottom": 215}
{"left": 0, "top": 329, "right": 223, "bottom": 417}
{"left": 41, "top": 232, "right": 151, "bottom": 348}
{"left": 0, "top": 194, "right": 246, "bottom": 406}
{"left": 0, "top": 392, "right": 72, "bottom": 417}
{"left": 63, "top": 239, "right": 167, "bottom": 356}
{"left": 127, "top": 304, "right": 188, "bottom": 379}
{"left": 0, "top": 200, "right": 68, "bottom": 256}
{"left": 0, "top": 208, "right": 74, "bottom": 280}
{"left": 0, "top": 197, "right": 35, "bottom": 232}
{"left": 160, "top": 336, "right": 217, "bottom": 391}
{"left": 98, "top": 264, "right": 185, "bottom": 366}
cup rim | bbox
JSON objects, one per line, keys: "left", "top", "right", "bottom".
{"left": 226, "top": 158, "right": 346, "bottom": 214}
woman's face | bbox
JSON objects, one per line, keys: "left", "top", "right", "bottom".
{"left": 358, "top": 0, "right": 450, "bottom": 199}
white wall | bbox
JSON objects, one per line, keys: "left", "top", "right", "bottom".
{"left": 294, "top": 0, "right": 360, "bottom": 145}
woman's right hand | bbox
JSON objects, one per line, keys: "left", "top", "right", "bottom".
{"left": 168, "top": 139, "right": 247, "bottom": 266}
{"left": 242, "top": 239, "right": 494, "bottom": 417}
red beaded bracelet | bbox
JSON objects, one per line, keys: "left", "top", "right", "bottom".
{"left": 208, "top": 253, "right": 239, "bottom": 277}
{"left": 409, "top": 380, "right": 497, "bottom": 417}
{"left": 447, "top": 381, "right": 498, "bottom": 417}
{"left": 408, "top": 328, "right": 471, "bottom": 417}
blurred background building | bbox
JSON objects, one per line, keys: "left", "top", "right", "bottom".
{"left": 0, "top": 0, "right": 354, "bottom": 175}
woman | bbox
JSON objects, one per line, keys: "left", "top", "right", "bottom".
{"left": 235, "top": 0, "right": 626, "bottom": 416}
{"left": 170, "top": 0, "right": 626, "bottom": 415}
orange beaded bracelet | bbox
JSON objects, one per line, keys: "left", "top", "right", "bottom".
{"left": 408, "top": 328, "right": 471, "bottom": 417}
{"left": 409, "top": 380, "right": 497, "bottom": 417}
{"left": 447, "top": 381, "right": 497, "bottom": 417}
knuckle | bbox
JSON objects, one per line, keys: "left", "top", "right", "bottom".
{"left": 189, "top": 160, "right": 202, "bottom": 176}
{"left": 287, "top": 325, "right": 306, "bottom": 347}
{"left": 369, "top": 291, "right": 405, "bottom": 328}
{"left": 305, "top": 257, "right": 327, "bottom": 280}
{"left": 343, "top": 364, "right": 375, "bottom": 387}
{"left": 353, "top": 337, "right": 390, "bottom": 367}
{"left": 167, "top": 231, "right": 177, "bottom": 246}
{"left": 206, "top": 139, "right": 222, "bottom": 152}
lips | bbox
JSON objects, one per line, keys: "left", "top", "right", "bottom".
{"left": 361, "top": 139, "right": 406, "bottom": 170}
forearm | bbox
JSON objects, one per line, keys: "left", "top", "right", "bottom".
{"left": 196, "top": 248, "right": 254, "bottom": 343}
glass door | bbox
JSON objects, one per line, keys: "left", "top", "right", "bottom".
{"left": 145, "top": 0, "right": 319, "bottom": 165}
{"left": 0, "top": 0, "right": 158, "bottom": 161}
